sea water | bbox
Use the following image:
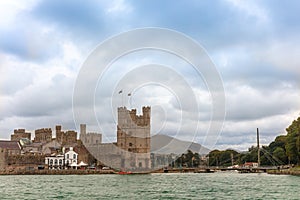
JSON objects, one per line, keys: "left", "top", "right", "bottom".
{"left": 0, "top": 172, "right": 299, "bottom": 199}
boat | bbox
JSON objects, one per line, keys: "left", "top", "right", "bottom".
{"left": 118, "top": 171, "right": 132, "bottom": 175}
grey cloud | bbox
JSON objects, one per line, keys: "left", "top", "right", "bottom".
{"left": 225, "top": 84, "right": 300, "bottom": 121}
{"left": 8, "top": 73, "right": 74, "bottom": 118}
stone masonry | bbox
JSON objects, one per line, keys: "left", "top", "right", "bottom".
{"left": 11, "top": 129, "right": 31, "bottom": 141}
{"left": 79, "top": 124, "right": 102, "bottom": 146}
{"left": 55, "top": 125, "right": 77, "bottom": 145}
{"left": 117, "top": 106, "right": 151, "bottom": 169}
{"left": 34, "top": 128, "right": 52, "bottom": 143}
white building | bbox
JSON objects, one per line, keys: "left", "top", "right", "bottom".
{"left": 64, "top": 147, "right": 78, "bottom": 167}
{"left": 45, "top": 155, "right": 64, "bottom": 170}
{"left": 45, "top": 147, "right": 78, "bottom": 169}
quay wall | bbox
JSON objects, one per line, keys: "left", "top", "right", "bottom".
{"left": 0, "top": 169, "right": 115, "bottom": 175}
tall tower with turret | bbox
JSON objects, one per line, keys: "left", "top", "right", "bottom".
{"left": 117, "top": 106, "right": 151, "bottom": 169}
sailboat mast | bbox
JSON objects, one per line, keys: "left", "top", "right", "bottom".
{"left": 257, "top": 128, "right": 260, "bottom": 167}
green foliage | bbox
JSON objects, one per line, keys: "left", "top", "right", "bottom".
{"left": 207, "top": 116, "right": 300, "bottom": 166}
{"left": 208, "top": 149, "right": 239, "bottom": 166}
{"left": 285, "top": 117, "right": 300, "bottom": 164}
{"left": 273, "top": 147, "right": 287, "bottom": 163}
{"left": 173, "top": 150, "right": 201, "bottom": 168}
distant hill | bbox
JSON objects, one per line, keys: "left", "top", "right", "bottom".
{"left": 151, "top": 134, "right": 210, "bottom": 155}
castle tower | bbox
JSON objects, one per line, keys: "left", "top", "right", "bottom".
{"left": 55, "top": 125, "right": 62, "bottom": 144}
{"left": 80, "top": 124, "right": 86, "bottom": 135}
{"left": 34, "top": 128, "right": 52, "bottom": 143}
{"left": 80, "top": 124, "right": 86, "bottom": 143}
{"left": 79, "top": 124, "right": 102, "bottom": 147}
{"left": 117, "top": 106, "right": 151, "bottom": 169}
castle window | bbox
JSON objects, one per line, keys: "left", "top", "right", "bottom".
{"left": 129, "top": 142, "right": 132, "bottom": 147}
{"left": 73, "top": 154, "right": 76, "bottom": 159}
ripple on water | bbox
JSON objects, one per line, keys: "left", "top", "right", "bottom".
{"left": 0, "top": 173, "right": 299, "bottom": 199}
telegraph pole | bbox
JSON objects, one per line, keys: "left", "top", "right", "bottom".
{"left": 257, "top": 128, "right": 260, "bottom": 167}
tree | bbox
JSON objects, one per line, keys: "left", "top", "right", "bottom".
{"left": 273, "top": 147, "right": 287, "bottom": 164}
{"left": 207, "top": 149, "right": 239, "bottom": 166}
{"left": 285, "top": 117, "right": 300, "bottom": 164}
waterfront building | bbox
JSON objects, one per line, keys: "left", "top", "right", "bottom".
{"left": 0, "top": 140, "right": 22, "bottom": 169}
{"left": 65, "top": 147, "right": 78, "bottom": 167}
{"left": 243, "top": 162, "right": 258, "bottom": 168}
{"left": 45, "top": 147, "right": 78, "bottom": 169}
{"left": 45, "top": 154, "right": 65, "bottom": 170}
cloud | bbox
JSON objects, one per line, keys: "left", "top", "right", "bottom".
{"left": 0, "top": 1, "right": 299, "bottom": 151}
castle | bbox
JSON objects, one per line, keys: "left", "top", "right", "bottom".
{"left": 83, "top": 106, "right": 151, "bottom": 171}
{"left": 0, "top": 106, "right": 151, "bottom": 172}
{"left": 0, "top": 125, "right": 97, "bottom": 171}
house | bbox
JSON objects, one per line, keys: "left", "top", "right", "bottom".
{"left": 0, "top": 140, "right": 21, "bottom": 169}
{"left": 45, "top": 147, "right": 78, "bottom": 170}
{"left": 243, "top": 162, "right": 258, "bottom": 168}
{"left": 0, "top": 140, "right": 21, "bottom": 155}
{"left": 65, "top": 147, "right": 78, "bottom": 168}
{"left": 45, "top": 155, "right": 65, "bottom": 170}
{"left": 42, "top": 140, "right": 61, "bottom": 155}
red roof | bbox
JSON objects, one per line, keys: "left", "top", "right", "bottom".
{"left": 0, "top": 140, "right": 21, "bottom": 150}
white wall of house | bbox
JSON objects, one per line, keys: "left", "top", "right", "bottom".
{"left": 64, "top": 147, "right": 78, "bottom": 167}
{"left": 45, "top": 155, "right": 64, "bottom": 169}
{"left": 45, "top": 147, "right": 78, "bottom": 169}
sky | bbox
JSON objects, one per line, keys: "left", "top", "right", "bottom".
{"left": 0, "top": 0, "right": 299, "bottom": 151}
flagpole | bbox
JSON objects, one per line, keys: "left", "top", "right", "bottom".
{"left": 128, "top": 92, "right": 131, "bottom": 108}
{"left": 119, "top": 90, "right": 124, "bottom": 107}
{"left": 122, "top": 91, "right": 124, "bottom": 107}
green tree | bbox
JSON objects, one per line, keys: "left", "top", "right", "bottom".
{"left": 273, "top": 147, "right": 287, "bottom": 163}
{"left": 285, "top": 117, "right": 300, "bottom": 164}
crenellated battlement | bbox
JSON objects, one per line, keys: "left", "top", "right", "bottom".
{"left": 118, "top": 106, "right": 151, "bottom": 127}
{"left": 11, "top": 129, "right": 31, "bottom": 141}
{"left": 34, "top": 128, "right": 52, "bottom": 143}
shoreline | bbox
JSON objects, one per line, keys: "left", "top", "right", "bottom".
{"left": 0, "top": 169, "right": 116, "bottom": 175}
{"left": 267, "top": 169, "right": 300, "bottom": 176}
{"left": 2, "top": 167, "right": 300, "bottom": 176}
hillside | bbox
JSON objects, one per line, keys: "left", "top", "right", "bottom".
{"left": 151, "top": 134, "right": 210, "bottom": 155}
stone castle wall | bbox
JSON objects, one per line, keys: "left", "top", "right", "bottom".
{"left": 79, "top": 124, "right": 102, "bottom": 147}
{"left": 11, "top": 129, "right": 31, "bottom": 141}
{"left": 34, "top": 128, "right": 52, "bottom": 143}
{"left": 6, "top": 154, "right": 45, "bottom": 166}
{"left": 0, "top": 148, "right": 6, "bottom": 169}
{"left": 55, "top": 125, "right": 77, "bottom": 145}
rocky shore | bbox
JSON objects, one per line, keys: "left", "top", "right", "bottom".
{"left": 267, "top": 168, "right": 300, "bottom": 176}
